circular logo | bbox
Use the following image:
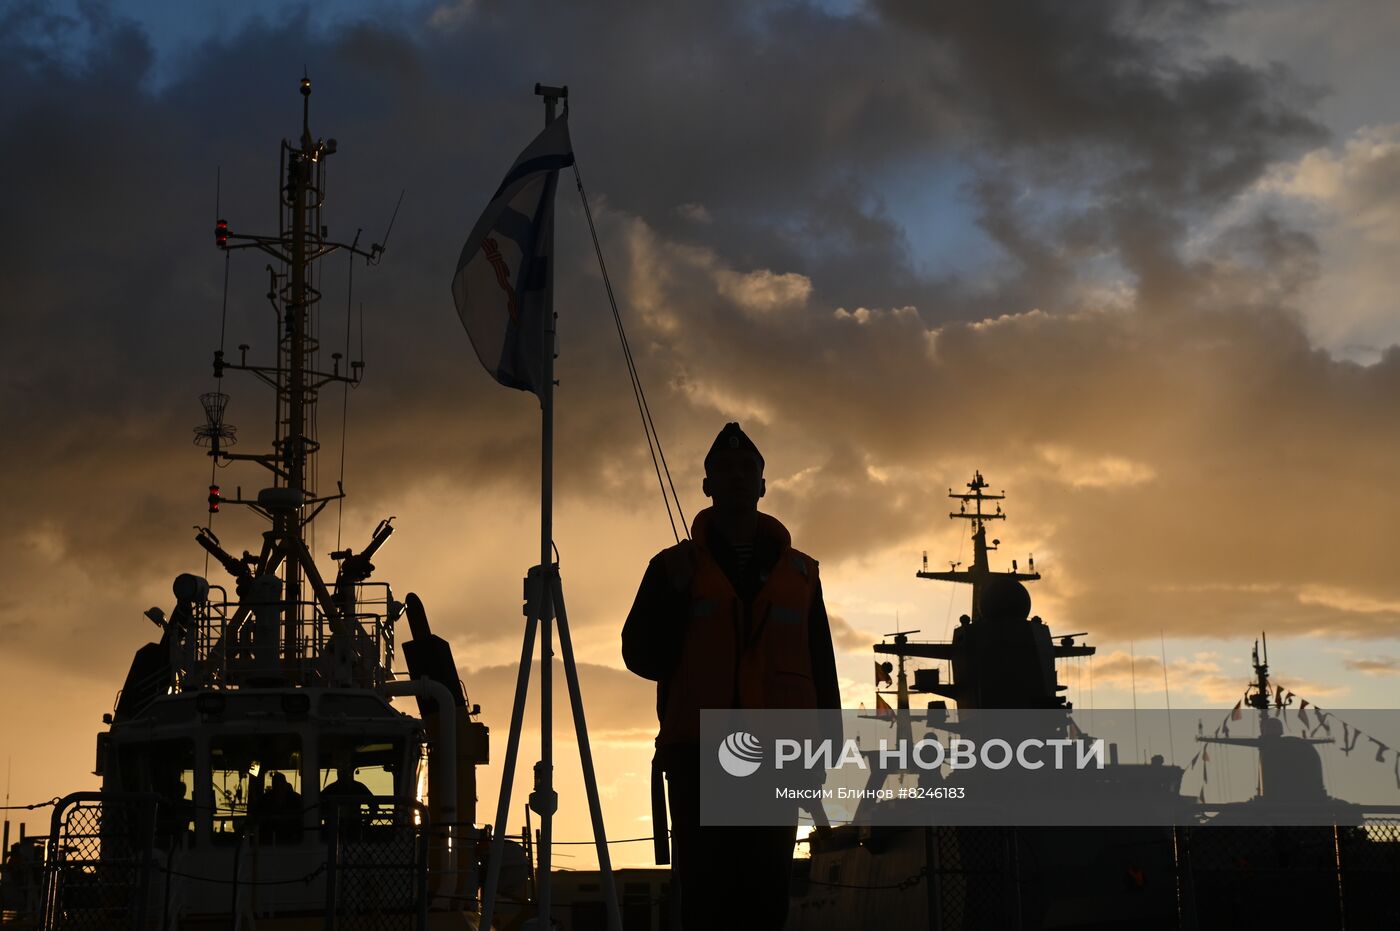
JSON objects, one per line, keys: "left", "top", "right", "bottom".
{"left": 717, "top": 731, "right": 764, "bottom": 777}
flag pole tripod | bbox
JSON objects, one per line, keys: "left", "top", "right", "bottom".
{"left": 479, "top": 84, "right": 622, "bottom": 931}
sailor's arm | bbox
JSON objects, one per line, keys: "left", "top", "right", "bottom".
{"left": 622, "top": 557, "right": 687, "bottom": 682}
{"left": 807, "top": 576, "right": 842, "bottom": 710}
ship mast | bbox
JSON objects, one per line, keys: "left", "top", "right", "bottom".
{"left": 284, "top": 77, "right": 315, "bottom": 658}
{"left": 916, "top": 470, "right": 1040, "bottom": 620}
{"left": 1246, "top": 634, "right": 1274, "bottom": 717}
{"left": 196, "top": 76, "right": 389, "bottom": 687}
{"left": 872, "top": 471, "right": 1091, "bottom": 710}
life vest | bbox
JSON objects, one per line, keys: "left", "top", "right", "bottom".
{"left": 655, "top": 509, "right": 820, "bottom": 748}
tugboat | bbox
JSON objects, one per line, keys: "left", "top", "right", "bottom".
{"left": 33, "top": 79, "right": 503, "bottom": 930}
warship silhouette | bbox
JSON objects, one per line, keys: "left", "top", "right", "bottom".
{"left": 786, "top": 473, "right": 1400, "bottom": 931}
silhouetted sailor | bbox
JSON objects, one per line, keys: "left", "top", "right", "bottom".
{"left": 155, "top": 778, "right": 195, "bottom": 847}
{"left": 321, "top": 760, "right": 373, "bottom": 841}
{"left": 623, "top": 422, "right": 841, "bottom": 931}
{"left": 260, "top": 772, "right": 303, "bottom": 845}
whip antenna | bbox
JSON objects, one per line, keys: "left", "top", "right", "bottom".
{"left": 370, "top": 189, "right": 405, "bottom": 262}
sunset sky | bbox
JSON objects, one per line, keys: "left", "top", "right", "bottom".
{"left": 4, "top": 0, "right": 1400, "bottom": 867}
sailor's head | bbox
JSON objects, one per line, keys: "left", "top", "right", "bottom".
{"left": 702, "top": 422, "right": 765, "bottom": 510}
{"left": 270, "top": 772, "right": 289, "bottom": 790}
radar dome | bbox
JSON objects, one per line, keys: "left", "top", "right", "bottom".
{"left": 981, "top": 577, "right": 1031, "bottom": 622}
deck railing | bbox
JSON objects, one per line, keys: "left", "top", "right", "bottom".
{"left": 179, "top": 582, "right": 398, "bottom": 690}
{"left": 41, "top": 793, "right": 435, "bottom": 930}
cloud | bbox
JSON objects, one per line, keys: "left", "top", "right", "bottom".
{"left": 462, "top": 660, "right": 658, "bottom": 740}
{"left": 1343, "top": 657, "right": 1400, "bottom": 677}
{"left": 1035, "top": 445, "right": 1156, "bottom": 489}
{"left": 715, "top": 268, "right": 812, "bottom": 317}
{"left": 876, "top": 0, "right": 1326, "bottom": 205}
{"left": 1084, "top": 650, "right": 1344, "bottom": 704}
{"left": 827, "top": 612, "right": 877, "bottom": 654}
{"left": 14, "top": 2, "right": 1400, "bottom": 865}
{"left": 2, "top": 1, "right": 1398, "bottom": 698}
{"left": 673, "top": 202, "right": 711, "bottom": 224}
{"left": 1207, "top": 0, "right": 1400, "bottom": 136}
{"left": 1297, "top": 585, "right": 1400, "bottom": 617}
{"left": 1253, "top": 124, "right": 1400, "bottom": 357}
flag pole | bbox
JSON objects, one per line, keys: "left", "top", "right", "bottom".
{"left": 534, "top": 83, "right": 561, "bottom": 930}
{"left": 530, "top": 85, "right": 621, "bottom": 931}
{"left": 457, "top": 86, "right": 619, "bottom": 931}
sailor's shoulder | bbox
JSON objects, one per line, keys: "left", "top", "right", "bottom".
{"left": 783, "top": 546, "right": 820, "bottom": 579}
{"left": 652, "top": 540, "right": 698, "bottom": 591}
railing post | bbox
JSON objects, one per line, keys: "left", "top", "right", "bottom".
{"left": 42, "top": 799, "right": 68, "bottom": 931}
{"left": 417, "top": 823, "right": 430, "bottom": 931}
{"left": 130, "top": 797, "right": 156, "bottom": 931}
{"left": 1332, "top": 824, "right": 1346, "bottom": 931}
{"left": 324, "top": 814, "right": 338, "bottom": 931}
{"left": 1175, "top": 825, "right": 1198, "bottom": 931}
{"left": 161, "top": 842, "right": 176, "bottom": 931}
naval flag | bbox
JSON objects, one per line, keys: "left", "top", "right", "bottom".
{"left": 451, "top": 116, "right": 574, "bottom": 399}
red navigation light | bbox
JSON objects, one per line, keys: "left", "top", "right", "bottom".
{"left": 208, "top": 484, "right": 221, "bottom": 513}
{"left": 215, "top": 219, "right": 228, "bottom": 248}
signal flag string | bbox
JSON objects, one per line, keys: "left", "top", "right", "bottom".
{"left": 1186, "top": 688, "right": 1400, "bottom": 794}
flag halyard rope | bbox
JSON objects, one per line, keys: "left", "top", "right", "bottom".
{"left": 572, "top": 161, "right": 689, "bottom": 543}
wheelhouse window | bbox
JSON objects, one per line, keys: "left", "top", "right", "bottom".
{"left": 317, "top": 737, "right": 406, "bottom": 839}
{"left": 210, "top": 734, "right": 303, "bottom": 845}
{"left": 317, "top": 737, "right": 406, "bottom": 799}
{"left": 116, "top": 739, "right": 195, "bottom": 846}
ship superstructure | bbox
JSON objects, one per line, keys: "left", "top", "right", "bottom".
{"left": 1195, "top": 635, "right": 1363, "bottom": 824}
{"left": 793, "top": 473, "right": 1194, "bottom": 929}
{"left": 787, "top": 474, "right": 1400, "bottom": 930}
{"left": 30, "top": 80, "right": 497, "bottom": 931}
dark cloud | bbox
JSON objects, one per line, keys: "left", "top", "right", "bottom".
{"left": 869, "top": 0, "right": 1327, "bottom": 327}
{"left": 2, "top": 0, "right": 1394, "bottom": 691}
{"left": 877, "top": 0, "right": 1326, "bottom": 202}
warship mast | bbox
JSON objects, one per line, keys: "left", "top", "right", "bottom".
{"left": 915, "top": 471, "right": 1040, "bottom": 619}
{"left": 875, "top": 472, "right": 1093, "bottom": 711}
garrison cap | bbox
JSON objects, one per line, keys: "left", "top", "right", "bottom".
{"left": 704, "top": 422, "right": 764, "bottom": 471}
